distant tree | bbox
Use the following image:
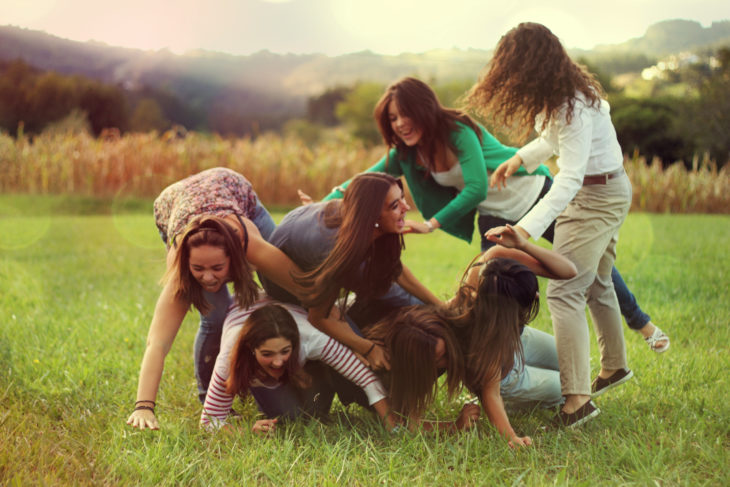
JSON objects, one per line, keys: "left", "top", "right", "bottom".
{"left": 690, "top": 47, "right": 730, "bottom": 165}
{"left": 609, "top": 95, "right": 693, "bottom": 165}
{"left": 577, "top": 57, "right": 616, "bottom": 93}
{"left": 129, "top": 98, "right": 169, "bottom": 133}
{"left": 78, "top": 82, "right": 128, "bottom": 135}
{"left": 307, "top": 86, "right": 350, "bottom": 126}
{"left": 335, "top": 82, "right": 384, "bottom": 145}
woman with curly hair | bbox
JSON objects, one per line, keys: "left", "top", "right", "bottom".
{"left": 466, "top": 22, "right": 635, "bottom": 427}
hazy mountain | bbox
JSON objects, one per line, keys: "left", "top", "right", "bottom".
{"left": 1, "top": 19, "right": 728, "bottom": 128}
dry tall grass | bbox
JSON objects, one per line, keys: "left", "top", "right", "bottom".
{"left": 1, "top": 131, "right": 728, "bottom": 213}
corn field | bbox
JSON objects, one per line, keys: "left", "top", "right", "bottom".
{"left": 0, "top": 130, "right": 727, "bottom": 213}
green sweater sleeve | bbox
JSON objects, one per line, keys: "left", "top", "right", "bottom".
{"left": 430, "top": 124, "right": 488, "bottom": 225}
{"left": 322, "top": 148, "right": 403, "bottom": 200}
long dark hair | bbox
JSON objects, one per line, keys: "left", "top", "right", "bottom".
{"left": 164, "top": 215, "right": 257, "bottom": 312}
{"left": 225, "top": 304, "right": 309, "bottom": 398}
{"left": 466, "top": 22, "right": 604, "bottom": 143}
{"left": 295, "top": 172, "right": 404, "bottom": 313}
{"left": 374, "top": 77, "right": 482, "bottom": 173}
{"left": 366, "top": 306, "right": 464, "bottom": 419}
{"left": 447, "top": 257, "right": 540, "bottom": 389}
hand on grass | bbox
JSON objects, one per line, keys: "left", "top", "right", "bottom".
{"left": 508, "top": 434, "right": 533, "bottom": 449}
{"left": 127, "top": 409, "right": 159, "bottom": 430}
{"left": 252, "top": 418, "right": 278, "bottom": 436}
{"left": 455, "top": 403, "right": 481, "bottom": 430}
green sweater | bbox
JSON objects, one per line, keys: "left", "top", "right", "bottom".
{"left": 324, "top": 122, "right": 551, "bottom": 242}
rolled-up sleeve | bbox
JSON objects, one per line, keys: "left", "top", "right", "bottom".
{"left": 517, "top": 108, "right": 593, "bottom": 240}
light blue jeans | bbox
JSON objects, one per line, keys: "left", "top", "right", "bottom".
{"left": 499, "top": 326, "right": 563, "bottom": 409}
{"left": 194, "top": 196, "right": 276, "bottom": 403}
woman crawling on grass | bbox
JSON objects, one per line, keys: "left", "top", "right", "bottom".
{"left": 261, "top": 172, "right": 442, "bottom": 372}
{"left": 128, "top": 167, "right": 305, "bottom": 430}
{"left": 367, "top": 225, "right": 577, "bottom": 447}
{"left": 200, "top": 299, "right": 393, "bottom": 434}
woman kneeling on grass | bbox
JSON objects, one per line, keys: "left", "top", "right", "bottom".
{"left": 200, "top": 299, "right": 393, "bottom": 433}
{"left": 128, "top": 168, "right": 305, "bottom": 430}
{"left": 368, "top": 225, "right": 577, "bottom": 448}
{"left": 262, "top": 172, "right": 442, "bottom": 372}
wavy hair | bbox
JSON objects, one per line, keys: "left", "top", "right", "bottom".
{"left": 447, "top": 257, "right": 539, "bottom": 389}
{"left": 366, "top": 306, "right": 464, "bottom": 419}
{"left": 374, "top": 77, "right": 482, "bottom": 173}
{"left": 225, "top": 304, "right": 309, "bottom": 398}
{"left": 295, "top": 172, "right": 404, "bottom": 312}
{"left": 466, "top": 22, "right": 604, "bottom": 142}
{"left": 164, "top": 215, "right": 258, "bottom": 313}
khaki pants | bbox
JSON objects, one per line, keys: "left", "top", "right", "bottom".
{"left": 546, "top": 174, "right": 633, "bottom": 396}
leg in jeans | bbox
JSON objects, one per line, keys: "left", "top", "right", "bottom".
{"left": 250, "top": 194, "right": 276, "bottom": 242}
{"left": 500, "top": 326, "right": 562, "bottom": 408}
{"left": 194, "top": 285, "right": 233, "bottom": 403}
{"left": 611, "top": 267, "right": 651, "bottom": 330}
{"left": 250, "top": 361, "right": 337, "bottom": 420}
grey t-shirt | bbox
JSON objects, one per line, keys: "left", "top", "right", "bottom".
{"left": 260, "top": 202, "right": 338, "bottom": 303}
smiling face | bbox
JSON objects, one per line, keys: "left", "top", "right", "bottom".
{"left": 188, "top": 244, "right": 230, "bottom": 293}
{"left": 376, "top": 183, "right": 410, "bottom": 235}
{"left": 388, "top": 100, "right": 423, "bottom": 147}
{"left": 254, "top": 337, "right": 293, "bottom": 380}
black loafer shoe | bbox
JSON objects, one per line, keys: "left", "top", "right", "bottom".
{"left": 551, "top": 400, "right": 600, "bottom": 429}
{"left": 591, "top": 368, "right": 633, "bottom": 397}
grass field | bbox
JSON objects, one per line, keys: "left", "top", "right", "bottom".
{"left": 1, "top": 197, "right": 729, "bottom": 486}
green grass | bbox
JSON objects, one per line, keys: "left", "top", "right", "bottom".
{"left": 1, "top": 196, "right": 728, "bottom": 486}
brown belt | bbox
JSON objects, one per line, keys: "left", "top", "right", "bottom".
{"left": 583, "top": 168, "right": 625, "bottom": 185}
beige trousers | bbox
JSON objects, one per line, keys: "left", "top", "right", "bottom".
{"left": 546, "top": 174, "right": 633, "bottom": 396}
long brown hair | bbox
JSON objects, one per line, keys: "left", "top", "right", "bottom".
{"left": 374, "top": 77, "right": 482, "bottom": 173}
{"left": 295, "top": 172, "right": 404, "bottom": 312}
{"left": 447, "top": 257, "right": 539, "bottom": 389}
{"left": 225, "top": 304, "right": 309, "bottom": 398}
{"left": 466, "top": 22, "right": 604, "bottom": 143}
{"left": 366, "top": 306, "right": 464, "bottom": 419}
{"left": 164, "top": 215, "right": 258, "bottom": 312}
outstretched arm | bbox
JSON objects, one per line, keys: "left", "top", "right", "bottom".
{"left": 481, "top": 378, "right": 532, "bottom": 449}
{"left": 127, "top": 276, "right": 190, "bottom": 430}
{"left": 480, "top": 224, "right": 577, "bottom": 280}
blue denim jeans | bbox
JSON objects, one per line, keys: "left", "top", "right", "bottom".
{"left": 194, "top": 196, "right": 277, "bottom": 403}
{"left": 477, "top": 178, "right": 650, "bottom": 331}
{"left": 250, "top": 361, "right": 370, "bottom": 420}
{"left": 500, "top": 326, "right": 563, "bottom": 409}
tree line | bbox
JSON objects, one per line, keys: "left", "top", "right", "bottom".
{"left": 1, "top": 47, "right": 728, "bottom": 167}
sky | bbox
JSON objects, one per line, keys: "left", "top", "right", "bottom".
{"left": 2, "top": 0, "right": 730, "bottom": 56}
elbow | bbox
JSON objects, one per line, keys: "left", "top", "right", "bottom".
{"left": 564, "top": 261, "right": 578, "bottom": 279}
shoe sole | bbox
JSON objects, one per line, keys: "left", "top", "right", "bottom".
{"left": 591, "top": 369, "right": 634, "bottom": 398}
{"left": 566, "top": 406, "right": 601, "bottom": 429}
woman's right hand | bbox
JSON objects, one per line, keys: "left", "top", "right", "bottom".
{"left": 508, "top": 434, "right": 533, "bottom": 449}
{"left": 455, "top": 403, "right": 481, "bottom": 430}
{"left": 490, "top": 154, "right": 523, "bottom": 190}
{"left": 364, "top": 342, "right": 390, "bottom": 371}
{"left": 252, "top": 418, "right": 278, "bottom": 436}
{"left": 297, "top": 189, "right": 313, "bottom": 205}
{"left": 127, "top": 409, "right": 159, "bottom": 430}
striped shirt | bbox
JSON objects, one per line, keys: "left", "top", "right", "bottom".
{"left": 200, "top": 296, "right": 386, "bottom": 428}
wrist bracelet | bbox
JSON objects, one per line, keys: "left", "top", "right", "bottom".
{"left": 363, "top": 343, "right": 376, "bottom": 358}
{"left": 135, "top": 400, "right": 156, "bottom": 407}
{"left": 134, "top": 405, "right": 155, "bottom": 413}
{"left": 424, "top": 220, "right": 434, "bottom": 233}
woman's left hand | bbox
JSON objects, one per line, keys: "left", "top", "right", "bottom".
{"left": 484, "top": 224, "right": 529, "bottom": 250}
{"left": 297, "top": 189, "right": 313, "bottom": 206}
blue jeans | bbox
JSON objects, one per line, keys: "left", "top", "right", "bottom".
{"left": 500, "top": 326, "right": 563, "bottom": 409}
{"left": 250, "top": 361, "right": 370, "bottom": 420}
{"left": 477, "top": 178, "right": 650, "bottom": 331}
{"left": 194, "top": 196, "right": 277, "bottom": 403}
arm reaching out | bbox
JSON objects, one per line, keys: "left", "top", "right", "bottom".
{"left": 481, "top": 378, "right": 532, "bottom": 449}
